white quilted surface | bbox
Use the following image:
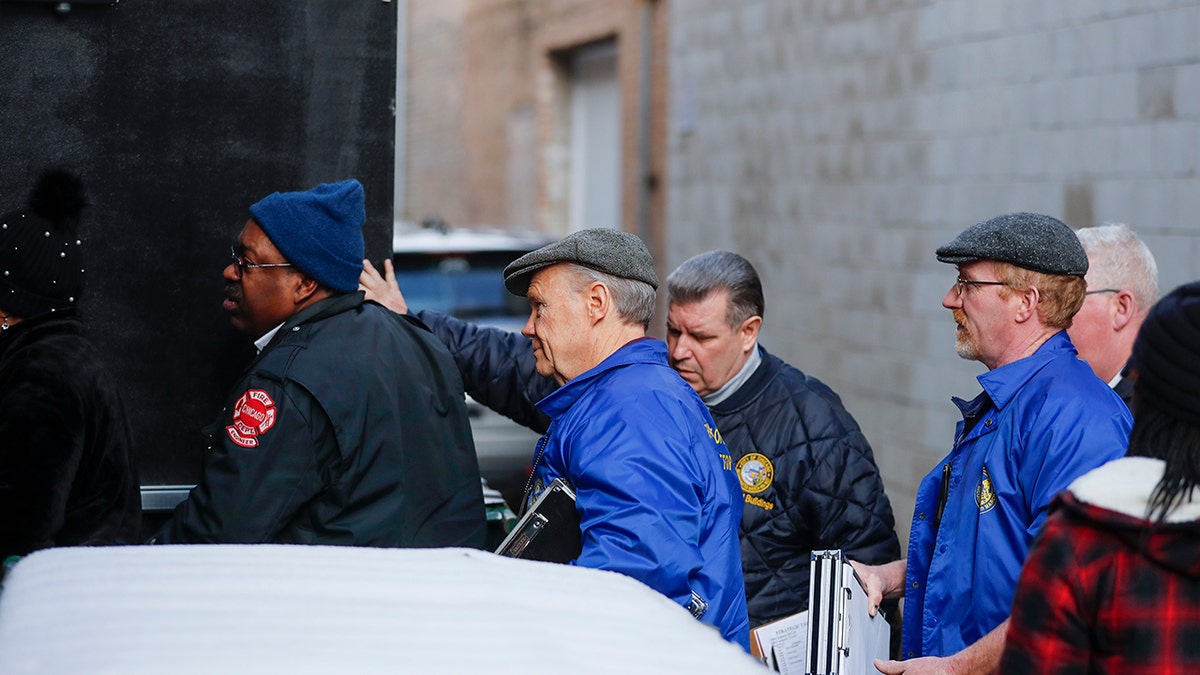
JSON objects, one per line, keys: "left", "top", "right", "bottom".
{"left": 0, "top": 545, "right": 759, "bottom": 674}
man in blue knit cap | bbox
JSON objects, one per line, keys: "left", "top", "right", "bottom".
{"left": 157, "top": 180, "right": 486, "bottom": 547}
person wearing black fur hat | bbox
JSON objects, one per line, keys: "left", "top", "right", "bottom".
{"left": 155, "top": 179, "right": 486, "bottom": 548}
{"left": 0, "top": 169, "right": 141, "bottom": 562}
{"left": 1002, "top": 280, "right": 1200, "bottom": 673}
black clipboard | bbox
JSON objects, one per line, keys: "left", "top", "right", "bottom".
{"left": 494, "top": 478, "right": 582, "bottom": 563}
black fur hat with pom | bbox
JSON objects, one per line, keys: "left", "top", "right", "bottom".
{"left": 0, "top": 169, "right": 88, "bottom": 320}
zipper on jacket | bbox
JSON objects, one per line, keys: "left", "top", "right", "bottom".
{"left": 520, "top": 432, "right": 551, "bottom": 516}
{"left": 933, "top": 461, "right": 952, "bottom": 530}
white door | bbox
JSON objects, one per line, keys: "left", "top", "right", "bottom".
{"left": 568, "top": 42, "right": 621, "bottom": 232}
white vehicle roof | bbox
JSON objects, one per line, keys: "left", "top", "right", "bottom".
{"left": 393, "top": 222, "right": 554, "bottom": 254}
{"left": 0, "top": 545, "right": 761, "bottom": 673}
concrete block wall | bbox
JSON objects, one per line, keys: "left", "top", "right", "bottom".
{"left": 667, "top": 0, "right": 1200, "bottom": 547}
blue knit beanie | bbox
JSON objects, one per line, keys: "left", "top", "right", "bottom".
{"left": 248, "top": 179, "right": 365, "bottom": 293}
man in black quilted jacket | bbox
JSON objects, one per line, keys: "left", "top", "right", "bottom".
{"left": 663, "top": 251, "right": 899, "bottom": 628}
{"left": 361, "top": 249, "right": 901, "bottom": 628}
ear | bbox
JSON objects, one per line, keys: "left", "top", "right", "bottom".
{"left": 1110, "top": 290, "right": 1136, "bottom": 331}
{"left": 292, "top": 273, "right": 322, "bottom": 306}
{"left": 1012, "top": 286, "right": 1040, "bottom": 324}
{"left": 585, "top": 281, "right": 609, "bottom": 325}
{"left": 738, "top": 315, "right": 762, "bottom": 353}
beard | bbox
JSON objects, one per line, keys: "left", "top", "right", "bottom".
{"left": 953, "top": 309, "right": 980, "bottom": 361}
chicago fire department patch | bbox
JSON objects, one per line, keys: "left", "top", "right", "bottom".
{"left": 226, "top": 389, "right": 277, "bottom": 448}
{"left": 737, "top": 453, "right": 774, "bottom": 494}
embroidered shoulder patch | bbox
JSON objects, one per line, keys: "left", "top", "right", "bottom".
{"left": 226, "top": 389, "right": 277, "bottom": 448}
{"left": 737, "top": 453, "right": 774, "bottom": 494}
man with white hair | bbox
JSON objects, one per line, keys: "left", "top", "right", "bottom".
{"left": 1069, "top": 223, "right": 1159, "bottom": 407}
{"left": 419, "top": 228, "right": 750, "bottom": 647}
{"left": 363, "top": 249, "right": 900, "bottom": 634}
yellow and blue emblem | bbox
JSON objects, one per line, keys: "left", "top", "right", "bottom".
{"left": 736, "top": 453, "right": 774, "bottom": 494}
{"left": 975, "top": 464, "right": 996, "bottom": 514}
{"left": 525, "top": 477, "right": 546, "bottom": 511}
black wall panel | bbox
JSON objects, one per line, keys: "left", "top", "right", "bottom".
{"left": 0, "top": 0, "right": 396, "bottom": 484}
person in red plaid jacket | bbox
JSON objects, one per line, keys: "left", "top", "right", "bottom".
{"left": 1001, "top": 279, "right": 1200, "bottom": 674}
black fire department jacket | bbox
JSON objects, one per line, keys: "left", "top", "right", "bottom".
{"left": 158, "top": 294, "right": 486, "bottom": 548}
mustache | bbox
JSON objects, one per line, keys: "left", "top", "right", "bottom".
{"left": 952, "top": 309, "right": 968, "bottom": 327}
{"left": 225, "top": 283, "right": 242, "bottom": 303}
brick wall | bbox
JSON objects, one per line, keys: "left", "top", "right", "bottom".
{"left": 406, "top": 0, "right": 469, "bottom": 227}
{"left": 667, "top": 0, "right": 1200, "bottom": 546}
{"left": 405, "top": 0, "right": 670, "bottom": 261}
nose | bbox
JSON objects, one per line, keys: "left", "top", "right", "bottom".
{"left": 520, "top": 309, "right": 536, "bottom": 338}
{"left": 224, "top": 260, "right": 241, "bottom": 282}
{"left": 942, "top": 285, "right": 961, "bottom": 310}
{"left": 669, "top": 335, "right": 692, "bottom": 361}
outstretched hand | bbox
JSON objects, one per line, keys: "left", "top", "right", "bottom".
{"left": 874, "top": 655, "right": 959, "bottom": 674}
{"left": 360, "top": 258, "right": 408, "bottom": 315}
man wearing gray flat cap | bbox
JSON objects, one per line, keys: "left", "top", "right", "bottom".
{"left": 853, "top": 212, "right": 1132, "bottom": 674}
{"left": 368, "top": 228, "right": 748, "bottom": 646}
{"left": 365, "top": 240, "right": 898, "bottom": 643}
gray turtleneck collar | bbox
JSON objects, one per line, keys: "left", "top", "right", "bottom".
{"left": 701, "top": 343, "right": 762, "bottom": 407}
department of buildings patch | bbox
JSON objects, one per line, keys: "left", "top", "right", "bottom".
{"left": 737, "top": 453, "right": 774, "bottom": 494}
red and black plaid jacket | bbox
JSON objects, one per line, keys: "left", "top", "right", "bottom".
{"left": 1000, "top": 463, "right": 1200, "bottom": 675}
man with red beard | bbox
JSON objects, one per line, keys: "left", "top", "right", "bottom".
{"left": 155, "top": 179, "right": 485, "bottom": 548}
{"left": 854, "top": 213, "right": 1131, "bottom": 675}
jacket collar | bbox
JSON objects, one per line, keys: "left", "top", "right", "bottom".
{"left": 1070, "top": 456, "right": 1200, "bottom": 524}
{"left": 975, "top": 330, "right": 1076, "bottom": 411}
{"left": 536, "top": 337, "right": 665, "bottom": 418}
{"left": 0, "top": 309, "right": 81, "bottom": 355}
{"left": 253, "top": 292, "right": 364, "bottom": 356}
{"left": 709, "top": 345, "right": 779, "bottom": 413}
{"left": 1062, "top": 456, "right": 1200, "bottom": 576}
{"left": 702, "top": 342, "right": 762, "bottom": 407}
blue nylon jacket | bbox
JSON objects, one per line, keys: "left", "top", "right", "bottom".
{"left": 902, "top": 331, "right": 1131, "bottom": 659}
{"left": 526, "top": 338, "right": 749, "bottom": 647}
{"left": 415, "top": 309, "right": 899, "bottom": 630}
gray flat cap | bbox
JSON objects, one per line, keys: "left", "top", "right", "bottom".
{"left": 503, "top": 228, "right": 659, "bottom": 296}
{"left": 936, "top": 212, "right": 1088, "bottom": 276}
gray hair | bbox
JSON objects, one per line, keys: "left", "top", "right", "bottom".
{"left": 1076, "top": 223, "right": 1160, "bottom": 309}
{"left": 666, "top": 250, "right": 765, "bottom": 329}
{"left": 562, "top": 263, "right": 657, "bottom": 328}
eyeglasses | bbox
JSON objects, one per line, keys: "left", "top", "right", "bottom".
{"left": 954, "top": 278, "right": 1007, "bottom": 296}
{"left": 1084, "top": 288, "right": 1120, "bottom": 295}
{"left": 230, "top": 246, "right": 293, "bottom": 276}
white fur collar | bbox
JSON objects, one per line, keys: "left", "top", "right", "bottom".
{"left": 1069, "top": 456, "right": 1200, "bottom": 523}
